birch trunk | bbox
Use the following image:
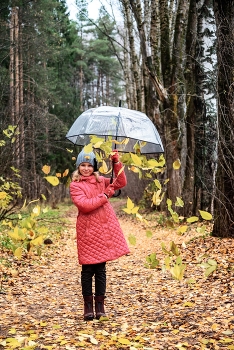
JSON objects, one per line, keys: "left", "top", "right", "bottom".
{"left": 120, "top": 0, "right": 139, "bottom": 110}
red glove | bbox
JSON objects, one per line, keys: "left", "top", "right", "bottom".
{"left": 110, "top": 149, "right": 119, "bottom": 163}
{"left": 104, "top": 184, "right": 115, "bottom": 198}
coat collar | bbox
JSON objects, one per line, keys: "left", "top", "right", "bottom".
{"left": 80, "top": 175, "right": 97, "bottom": 183}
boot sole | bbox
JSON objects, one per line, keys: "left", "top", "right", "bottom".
{"left": 84, "top": 315, "right": 94, "bottom": 321}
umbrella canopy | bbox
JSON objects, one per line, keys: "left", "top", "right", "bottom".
{"left": 66, "top": 106, "right": 164, "bottom": 154}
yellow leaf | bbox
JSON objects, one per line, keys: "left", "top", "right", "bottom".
{"left": 14, "top": 247, "right": 23, "bottom": 259}
{"left": 158, "top": 154, "right": 166, "bottom": 166}
{"left": 148, "top": 159, "right": 160, "bottom": 167}
{"left": 177, "top": 225, "right": 188, "bottom": 235}
{"left": 175, "top": 197, "right": 184, "bottom": 207}
{"left": 0, "top": 191, "right": 7, "bottom": 200}
{"left": 94, "top": 141, "right": 103, "bottom": 148}
{"left": 183, "top": 301, "right": 194, "bottom": 307}
{"left": 219, "top": 338, "right": 234, "bottom": 343}
{"left": 131, "top": 206, "right": 139, "bottom": 214}
{"left": 130, "top": 166, "right": 139, "bottom": 173}
{"left": 8, "top": 329, "right": 17, "bottom": 335}
{"left": 99, "top": 316, "right": 109, "bottom": 321}
{"left": 42, "top": 165, "right": 51, "bottom": 175}
{"left": 5, "top": 338, "right": 22, "bottom": 347}
{"left": 30, "top": 235, "right": 44, "bottom": 246}
{"left": 52, "top": 325, "right": 61, "bottom": 329}
{"left": 211, "top": 323, "right": 219, "bottom": 330}
{"left": 40, "top": 321, "right": 47, "bottom": 327}
{"left": 154, "top": 179, "right": 161, "bottom": 189}
{"left": 83, "top": 144, "right": 93, "bottom": 153}
{"left": 122, "top": 208, "right": 132, "bottom": 214}
{"left": 44, "top": 176, "right": 60, "bottom": 186}
{"left": 130, "top": 153, "right": 142, "bottom": 166}
{"left": 170, "top": 264, "right": 186, "bottom": 281}
{"left": 128, "top": 234, "right": 136, "bottom": 246}
{"left": 99, "top": 160, "right": 109, "bottom": 174}
{"left": 118, "top": 338, "right": 131, "bottom": 345}
{"left": 32, "top": 205, "right": 40, "bottom": 216}
{"left": 173, "top": 159, "right": 181, "bottom": 169}
{"left": 63, "top": 169, "right": 69, "bottom": 177}
{"left": 187, "top": 216, "right": 199, "bottom": 223}
{"left": 152, "top": 189, "right": 162, "bottom": 206}
{"left": 126, "top": 197, "right": 134, "bottom": 210}
{"left": 199, "top": 210, "right": 213, "bottom": 220}
{"left": 60, "top": 340, "right": 68, "bottom": 345}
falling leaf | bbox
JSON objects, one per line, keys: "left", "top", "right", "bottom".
{"left": 44, "top": 176, "right": 60, "bottom": 186}
{"left": 146, "top": 230, "right": 153, "bottom": 238}
{"left": 187, "top": 216, "right": 199, "bottom": 223}
{"left": 199, "top": 210, "right": 213, "bottom": 220}
{"left": 83, "top": 144, "right": 93, "bottom": 153}
{"left": 14, "top": 247, "right": 23, "bottom": 259}
{"left": 130, "top": 153, "right": 142, "bottom": 166}
{"left": 175, "top": 197, "right": 184, "bottom": 207}
{"left": 63, "top": 169, "right": 69, "bottom": 177}
{"left": 173, "top": 159, "right": 181, "bottom": 169}
{"left": 177, "top": 225, "right": 188, "bottom": 235}
{"left": 0, "top": 191, "right": 7, "bottom": 199}
{"left": 128, "top": 234, "right": 136, "bottom": 246}
{"left": 42, "top": 165, "right": 51, "bottom": 175}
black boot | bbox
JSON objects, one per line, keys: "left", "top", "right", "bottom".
{"left": 94, "top": 295, "right": 106, "bottom": 320}
{"left": 83, "top": 295, "right": 94, "bottom": 321}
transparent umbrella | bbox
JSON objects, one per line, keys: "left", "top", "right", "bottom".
{"left": 66, "top": 106, "right": 164, "bottom": 154}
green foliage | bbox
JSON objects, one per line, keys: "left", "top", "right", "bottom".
{"left": 0, "top": 126, "right": 23, "bottom": 221}
{"left": 145, "top": 253, "right": 159, "bottom": 269}
{"left": 1, "top": 204, "right": 49, "bottom": 258}
{"left": 200, "top": 259, "right": 218, "bottom": 277}
{"left": 161, "top": 241, "right": 186, "bottom": 281}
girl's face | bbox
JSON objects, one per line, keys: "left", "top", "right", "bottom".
{"left": 79, "top": 162, "right": 94, "bottom": 177}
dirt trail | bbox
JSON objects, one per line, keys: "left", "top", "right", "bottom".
{"left": 0, "top": 201, "right": 234, "bottom": 349}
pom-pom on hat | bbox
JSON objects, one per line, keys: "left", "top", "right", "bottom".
{"left": 76, "top": 148, "right": 98, "bottom": 171}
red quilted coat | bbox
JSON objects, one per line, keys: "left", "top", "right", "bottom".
{"left": 70, "top": 162, "right": 130, "bottom": 265}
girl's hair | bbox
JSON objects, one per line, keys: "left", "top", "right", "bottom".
{"left": 72, "top": 168, "right": 101, "bottom": 182}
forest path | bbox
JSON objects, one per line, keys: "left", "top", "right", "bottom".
{"left": 0, "top": 201, "right": 234, "bottom": 349}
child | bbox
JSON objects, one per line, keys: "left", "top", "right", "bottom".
{"left": 70, "top": 148, "right": 130, "bottom": 321}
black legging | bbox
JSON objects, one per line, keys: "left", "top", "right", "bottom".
{"left": 81, "top": 262, "right": 106, "bottom": 296}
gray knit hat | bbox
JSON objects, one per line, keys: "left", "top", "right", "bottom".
{"left": 76, "top": 149, "right": 97, "bottom": 170}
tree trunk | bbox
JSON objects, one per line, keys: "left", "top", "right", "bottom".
{"left": 121, "top": 0, "right": 139, "bottom": 110}
{"left": 182, "top": 0, "right": 197, "bottom": 217}
{"left": 213, "top": 0, "right": 234, "bottom": 237}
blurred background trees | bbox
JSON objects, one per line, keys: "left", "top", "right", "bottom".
{"left": 0, "top": 0, "right": 234, "bottom": 237}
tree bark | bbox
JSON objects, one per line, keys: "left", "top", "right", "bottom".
{"left": 213, "top": 0, "right": 234, "bottom": 237}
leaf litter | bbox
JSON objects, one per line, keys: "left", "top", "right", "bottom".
{"left": 0, "top": 202, "right": 233, "bottom": 350}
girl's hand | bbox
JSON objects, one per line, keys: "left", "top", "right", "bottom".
{"left": 110, "top": 150, "right": 119, "bottom": 163}
{"left": 104, "top": 184, "right": 115, "bottom": 198}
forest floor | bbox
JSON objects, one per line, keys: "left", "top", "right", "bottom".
{"left": 0, "top": 200, "right": 234, "bottom": 350}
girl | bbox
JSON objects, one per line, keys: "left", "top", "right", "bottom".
{"left": 70, "top": 148, "right": 130, "bottom": 321}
